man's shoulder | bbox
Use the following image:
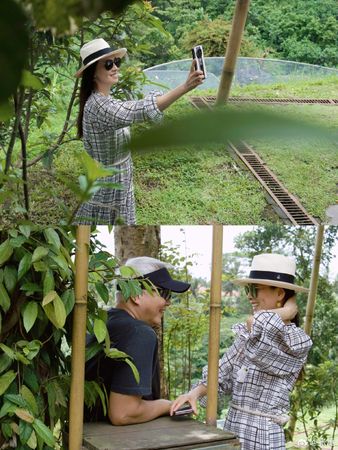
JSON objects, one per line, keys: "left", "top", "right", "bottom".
{"left": 108, "top": 309, "right": 156, "bottom": 338}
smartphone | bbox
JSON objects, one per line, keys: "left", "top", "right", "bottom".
{"left": 192, "top": 45, "right": 207, "bottom": 79}
{"left": 173, "top": 405, "right": 194, "bottom": 416}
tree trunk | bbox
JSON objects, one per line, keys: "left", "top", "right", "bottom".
{"left": 114, "top": 226, "right": 160, "bottom": 262}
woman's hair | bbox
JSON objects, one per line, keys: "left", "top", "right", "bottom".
{"left": 77, "top": 62, "right": 98, "bottom": 138}
{"left": 276, "top": 287, "right": 299, "bottom": 326}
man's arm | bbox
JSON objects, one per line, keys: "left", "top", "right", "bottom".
{"left": 108, "top": 392, "right": 172, "bottom": 425}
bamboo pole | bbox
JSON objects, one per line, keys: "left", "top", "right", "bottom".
{"left": 287, "top": 224, "right": 325, "bottom": 441}
{"left": 69, "top": 225, "right": 91, "bottom": 450}
{"left": 215, "top": 0, "right": 251, "bottom": 106}
{"left": 206, "top": 224, "right": 223, "bottom": 426}
{"left": 304, "top": 224, "right": 325, "bottom": 336}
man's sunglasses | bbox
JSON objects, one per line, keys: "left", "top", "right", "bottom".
{"left": 104, "top": 58, "right": 122, "bottom": 70}
{"left": 244, "top": 284, "right": 258, "bottom": 298}
{"left": 154, "top": 288, "right": 172, "bottom": 301}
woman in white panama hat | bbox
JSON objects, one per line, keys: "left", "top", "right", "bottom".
{"left": 171, "top": 253, "right": 312, "bottom": 450}
{"left": 73, "top": 38, "right": 204, "bottom": 225}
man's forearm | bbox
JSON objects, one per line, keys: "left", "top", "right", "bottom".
{"left": 110, "top": 398, "right": 172, "bottom": 425}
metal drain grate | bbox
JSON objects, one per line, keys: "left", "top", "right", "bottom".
{"left": 190, "top": 96, "right": 338, "bottom": 108}
{"left": 228, "top": 141, "right": 318, "bottom": 225}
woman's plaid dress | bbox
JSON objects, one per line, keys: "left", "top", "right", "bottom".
{"left": 196, "top": 311, "right": 312, "bottom": 450}
{"left": 74, "top": 91, "right": 163, "bottom": 225}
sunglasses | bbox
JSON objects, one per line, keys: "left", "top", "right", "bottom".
{"left": 154, "top": 288, "right": 172, "bottom": 301}
{"left": 104, "top": 58, "right": 122, "bottom": 70}
{"left": 244, "top": 284, "right": 258, "bottom": 298}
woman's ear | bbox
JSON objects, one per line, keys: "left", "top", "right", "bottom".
{"left": 276, "top": 287, "right": 286, "bottom": 302}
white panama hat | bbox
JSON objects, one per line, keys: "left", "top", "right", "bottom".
{"left": 233, "top": 253, "right": 308, "bottom": 292}
{"left": 75, "top": 38, "right": 127, "bottom": 78}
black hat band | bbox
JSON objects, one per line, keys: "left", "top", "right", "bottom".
{"left": 249, "top": 270, "right": 295, "bottom": 284}
{"left": 83, "top": 47, "right": 115, "bottom": 66}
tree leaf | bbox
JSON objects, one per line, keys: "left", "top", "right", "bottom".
{"left": 19, "top": 419, "right": 34, "bottom": 444}
{"left": 15, "top": 408, "right": 34, "bottom": 423}
{"left": 43, "top": 228, "right": 61, "bottom": 250}
{"left": 61, "top": 289, "right": 75, "bottom": 315}
{"left": 95, "top": 282, "right": 109, "bottom": 303}
{"left": 0, "top": 282, "right": 11, "bottom": 312}
{"left": 0, "top": 239, "right": 13, "bottom": 267}
{"left": 31, "top": 246, "right": 49, "bottom": 263}
{"left": 50, "top": 254, "right": 69, "bottom": 274}
{"left": 53, "top": 295, "right": 67, "bottom": 328}
{"left": 20, "top": 385, "right": 39, "bottom": 416}
{"left": 42, "top": 293, "right": 66, "bottom": 329}
{"left": 0, "top": 354, "right": 11, "bottom": 375}
{"left": 0, "top": 343, "right": 15, "bottom": 359}
{"left": 18, "top": 253, "right": 32, "bottom": 280}
{"left": 4, "top": 265, "right": 17, "bottom": 294}
{"left": 42, "top": 290, "right": 57, "bottom": 306}
{"left": 94, "top": 318, "right": 107, "bottom": 343}
{"left": 19, "top": 225, "right": 31, "bottom": 238}
{"left": 124, "top": 358, "right": 140, "bottom": 384}
{"left": 0, "top": 100, "right": 14, "bottom": 121}
{"left": 27, "top": 429, "right": 37, "bottom": 449}
{"left": 129, "top": 107, "right": 338, "bottom": 152}
{"left": 22, "top": 302, "right": 38, "bottom": 333}
{"left": 119, "top": 265, "right": 138, "bottom": 278}
{"left": 0, "top": 0, "right": 29, "bottom": 102}
{"left": 21, "top": 70, "right": 43, "bottom": 90}
{"left": 32, "top": 418, "right": 55, "bottom": 448}
{"left": 0, "top": 370, "right": 16, "bottom": 395}
{"left": 43, "top": 269, "right": 55, "bottom": 296}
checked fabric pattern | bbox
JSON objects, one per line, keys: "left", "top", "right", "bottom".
{"left": 195, "top": 311, "right": 312, "bottom": 450}
{"left": 74, "top": 91, "right": 163, "bottom": 225}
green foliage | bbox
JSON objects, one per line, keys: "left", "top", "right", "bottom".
{"left": 245, "top": 0, "right": 338, "bottom": 66}
{"left": 180, "top": 17, "right": 262, "bottom": 57}
{"left": 0, "top": 226, "right": 144, "bottom": 448}
{"left": 0, "top": 0, "right": 29, "bottom": 103}
{"left": 129, "top": 105, "right": 338, "bottom": 152}
{"left": 293, "top": 361, "right": 338, "bottom": 449}
{"left": 160, "top": 238, "right": 210, "bottom": 397}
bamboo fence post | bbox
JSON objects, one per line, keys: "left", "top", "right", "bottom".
{"left": 215, "top": 0, "right": 251, "bottom": 106}
{"left": 286, "top": 224, "right": 325, "bottom": 441}
{"left": 304, "top": 224, "right": 325, "bottom": 336}
{"left": 206, "top": 224, "right": 223, "bottom": 426}
{"left": 69, "top": 225, "right": 91, "bottom": 450}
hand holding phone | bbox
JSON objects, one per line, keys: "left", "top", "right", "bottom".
{"left": 172, "top": 404, "right": 194, "bottom": 416}
{"left": 192, "top": 45, "right": 207, "bottom": 79}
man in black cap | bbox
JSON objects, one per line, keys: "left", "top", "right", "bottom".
{"left": 85, "top": 257, "right": 190, "bottom": 425}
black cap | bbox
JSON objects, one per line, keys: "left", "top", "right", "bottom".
{"left": 141, "top": 268, "right": 190, "bottom": 293}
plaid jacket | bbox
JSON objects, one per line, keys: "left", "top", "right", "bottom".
{"left": 74, "top": 91, "right": 163, "bottom": 225}
{"left": 197, "top": 311, "right": 312, "bottom": 450}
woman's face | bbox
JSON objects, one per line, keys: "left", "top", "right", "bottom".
{"left": 246, "top": 284, "right": 284, "bottom": 312}
{"left": 94, "top": 56, "right": 120, "bottom": 88}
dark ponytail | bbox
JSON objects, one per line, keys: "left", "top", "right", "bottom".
{"left": 77, "top": 62, "right": 98, "bottom": 138}
{"left": 283, "top": 289, "right": 299, "bottom": 326}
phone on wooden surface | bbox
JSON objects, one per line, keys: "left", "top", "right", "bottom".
{"left": 192, "top": 45, "right": 207, "bottom": 79}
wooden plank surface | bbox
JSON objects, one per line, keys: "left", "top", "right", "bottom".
{"left": 83, "top": 417, "right": 240, "bottom": 450}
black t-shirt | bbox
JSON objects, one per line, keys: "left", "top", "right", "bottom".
{"left": 85, "top": 308, "right": 160, "bottom": 421}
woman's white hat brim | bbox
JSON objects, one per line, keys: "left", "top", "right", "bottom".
{"left": 75, "top": 47, "right": 127, "bottom": 78}
{"left": 233, "top": 277, "right": 308, "bottom": 292}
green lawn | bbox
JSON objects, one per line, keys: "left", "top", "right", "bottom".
{"left": 133, "top": 77, "right": 338, "bottom": 223}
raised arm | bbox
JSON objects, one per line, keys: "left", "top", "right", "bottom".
{"left": 156, "top": 61, "right": 204, "bottom": 111}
